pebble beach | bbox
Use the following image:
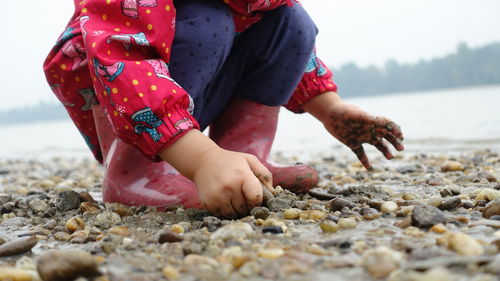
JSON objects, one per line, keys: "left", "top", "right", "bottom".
{"left": 0, "top": 145, "right": 499, "bottom": 281}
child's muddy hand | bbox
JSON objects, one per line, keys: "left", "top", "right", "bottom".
{"left": 193, "top": 148, "right": 272, "bottom": 218}
{"left": 322, "top": 101, "right": 404, "bottom": 170}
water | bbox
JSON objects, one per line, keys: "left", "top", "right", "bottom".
{"left": 0, "top": 85, "right": 499, "bottom": 159}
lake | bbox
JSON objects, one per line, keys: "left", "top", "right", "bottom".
{"left": 1, "top": 85, "right": 499, "bottom": 159}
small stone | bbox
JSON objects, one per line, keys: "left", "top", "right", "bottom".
{"left": 361, "top": 208, "right": 381, "bottom": 220}
{"left": 483, "top": 199, "right": 500, "bottom": 219}
{"left": 460, "top": 200, "right": 474, "bottom": 209}
{"left": 381, "top": 201, "right": 398, "bottom": 213}
{"left": 104, "top": 203, "right": 133, "bottom": 217}
{"left": 267, "top": 197, "right": 291, "bottom": 212}
{"left": 338, "top": 218, "right": 357, "bottom": 229}
{"left": 211, "top": 222, "right": 254, "bottom": 241}
{"left": 0, "top": 236, "right": 38, "bottom": 257}
{"left": 299, "top": 210, "right": 326, "bottom": 220}
{"left": 283, "top": 208, "right": 301, "bottom": 219}
{"left": 171, "top": 224, "right": 185, "bottom": 234}
{"left": 439, "top": 197, "right": 461, "bottom": 210}
{"left": 417, "top": 267, "right": 455, "bottom": 281}
{"left": 320, "top": 221, "right": 339, "bottom": 233}
{"left": 441, "top": 161, "right": 464, "bottom": 172}
{"left": 0, "top": 267, "right": 33, "bottom": 281}
{"left": 65, "top": 216, "right": 85, "bottom": 233}
{"left": 94, "top": 212, "right": 121, "bottom": 229}
{"left": 262, "top": 218, "right": 287, "bottom": 232}
{"left": 411, "top": 205, "right": 447, "bottom": 228}
{"left": 250, "top": 207, "right": 270, "bottom": 220}
{"left": 56, "top": 190, "right": 81, "bottom": 212}
{"left": 257, "top": 248, "right": 284, "bottom": 259}
{"left": 402, "top": 193, "right": 417, "bottom": 200}
{"left": 447, "top": 232, "right": 484, "bottom": 256}
{"left": 80, "top": 202, "right": 100, "bottom": 213}
{"left": 158, "top": 229, "right": 183, "bottom": 243}
{"left": 162, "top": 265, "right": 179, "bottom": 280}
{"left": 108, "top": 226, "right": 129, "bottom": 236}
{"left": 475, "top": 188, "right": 500, "bottom": 201}
{"left": 431, "top": 223, "right": 447, "bottom": 234}
{"left": 362, "top": 246, "right": 402, "bottom": 279}
{"left": 37, "top": 250, "right": 98, "bottom": 281}
{"left": 220, "top": 246, "right": 250, "bottom": 269}
{"left": 477, "top": 171, "right": 497, "bottom": 183}
{"left": 262, "top": 225, "right": 284, "bottom": 234}
{"left": 427, "top": 195, "right": 443, "bottom": 207}
{"left": 53, "top": 231, "right": 71, "bottom": 241}
{"left": 70, "top": 230, "right": 89, "bottom": 243}
{"left": 28, "top": 199, "right": 50, "bottom": 213}
{"left": 327, "top": 198, "right": 355, "bottom": 212}
{"left": 79, "top": 191, "right": 97, "bottom": 203}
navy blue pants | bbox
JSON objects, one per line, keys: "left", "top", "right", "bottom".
{"left": 169, "top": 0, "right": 318, "bottom": 130}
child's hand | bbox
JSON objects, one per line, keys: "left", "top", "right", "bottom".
{"left": 304, "top": 92, "right": 405, "bottom": 170}
{"left": 160, "top": 130, "right": 273, "bottom": 218}
{"left": 193, "top": 147, "right": 272, "bottom": 218}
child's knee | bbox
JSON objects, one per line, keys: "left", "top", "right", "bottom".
{"left": 273, "top": 5, "right": 318, "bottom": 56}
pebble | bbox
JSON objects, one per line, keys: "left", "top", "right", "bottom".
{"left": 283, "top": 208, "right": 301, "bottom": 219}
{"left": 80, "top": 202, "right": 100, "bottom": 213}
{"left": 65, "top": 216, "right": 85, "bottom": 233}
{"left": 362, "top": 246, "right": 402, "bottom": 279}
{"left": 55, "top": 190, "right": 81, "bottom": 212}
{"left": 257, "top": 248, "right": 284, "bottom": 259}
{"left": 94, "top": 212, "right": 121, "bottom": 229}
{"left": 250, "top": 207, "right": 270, "bottom": 220}
{"left": 320, "top": 221, "right": 339, "bottom": 233}
{"left": 79, "top": 191, "right": 97, "bottom": 203}
{"left": 220, "top": 246, "right": 250, "bottom": 269}
{"left": 171, "top": 224, "right": 185, "bottom": 234}
{"left": 262, "top": 225, "right": 284, "bottom": 234}
{"left": 361, "top": 208, "right": 381, "bottom": 220}
{"left": 162, "top": 265, "right": 179, "bottom": 280}
{"left": 267, "top": 197, "right": 292, "bottom": 212}
{"left": 447, "top": 232, "right": 484, "bottom": 256}
{"left": 475, "top": 188, "right": 500, "bottom": 201}
{"left": 299, "top": 210, "right": 326, "bottom": 220}
{"left": 327, "top": 198, "right": 356, "bottom": 212}
{"left": 36, "top": 250, "right": 99, "bottom": 281}
{"left": 0, "top": 236, "right": 38, "bottom": 257}
{"left": 439, "top": 197, "right": 462, "bottom": 210}
{"left": 53, "top": 232, "right": 71, "bottom": 241}
{"left": 427, "top": 195, "right": 443, "bottom": 207}
{"left": 211, "top": 222, "right": 254, "bottom": 241}
{"left": 431, "top": 223, "right": 447, "bottom": 234}
{"left": 158, "top": 229, "right": 183, "bottom": 243}
{"left": 441, "top": 161, "right": 465, "bottom": 172}
{"left": 483, "top": 199, "right": 500, "bottom": 218}
{"left": 415, "top": 267, "right": 455, "bottom": 281}
{"left": 338, "top": 218, "right": 357, "bottom": 229}
{"left": 28, "top": 199, "right": 49, "bottom": 213}
{"left": 108, "top": 226, "right": 129, "bottom": 236}
{"left": 381, "top": 201, "right": 398, "bottom": 213}
{"left": 0, "top": 267, "right": 34, "bottom": 281}
{"left": 411, "top": 205, "right": 447, "bottom": 228}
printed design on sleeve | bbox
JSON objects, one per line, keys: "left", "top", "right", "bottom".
{"left": 131, "top": 107, "right": 164, "bottom": 142}
{"left": 144, "top": 60, "right": 179, "bottom": 85}
{"left": 93, "top": 58, "right": 125, "bottom": 106}
{"left": 61, "top": 40, "right": 87, "bottom": 71}
{"left": 247, "top": 0, "right": 271, "bottom": 13}
{"left": 55, "top": 27, "right": 77, "bottom": 48}
{"left": 78, "top": 88, "right": 98, "bottom": 111}
{"left": 107, "top": 32, "right": 150, "bottom": 50}
{"left": 122, "top": 0, "right": 158, "bottom": 19}
{"left": 80, "top": 16, "right": 90, "bottom": 41}
{"left": 50, "top": 84, "right": 75, "bottom": 107}
{"left": 305, "top": 51, "right": 327, "bottom": 76}
{"left": 174, "top": 118, "right": 194, "bottom": 131}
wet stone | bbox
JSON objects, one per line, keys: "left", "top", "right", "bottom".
{"left": 262, "top": 225, "right": 284, "bottom": 234}
{"left": 266, "top": 197, "right": 292, "bottom": 212}
{"left": 439, "top": 197, "right": 462, "bottom": 211}
{"left": 56, "top": 190, "right": 81, "bottom": 212}
{"left": 158, "top": 229, "right": 183, "bottom": 244}
{"left": 441, "top": 161, "right": 465, "bottom": 172}
{"left": 201, "top": 216, "right": 221, "bottom": 232}
{"left": 0, "top": 236, "right": 38, "bottom": 257}
{"left": 37, "top": 250, "right": 99, "bottom": 281}
{"left": 1, "top": 202, "right": 15, "bottom": 213}
{"left": 250, "top": 207, "right": 270, "bottom": 220}
{"left": 79, "top": 191, "right": 97, "bottom": 203}
{"left": 483, "top": 199, "right": 500, "bottom": 219}
{"left": 327, "top": 198, "right": 355, "bottom": 212}
{"left": 94, "top": 212, "right": 122, "bottom": 229}
{"left": 412, "top": 205, "right": 447, "bottom": 228}
{"left": 29, "top": 199, "right": 50, "bottom": 213}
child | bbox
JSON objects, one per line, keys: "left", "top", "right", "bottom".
{"left": 44, "top": 0, "right": 404, "bottom": 218}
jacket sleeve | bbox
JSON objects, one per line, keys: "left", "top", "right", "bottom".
{"left": 81, "top": 0, "right": 199, "bottom": 161}
{"left": 285, "top": 49, "right": 338, "bottom": 113}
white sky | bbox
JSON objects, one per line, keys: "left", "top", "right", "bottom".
{"left": 1, "top": 0, "right": 499, "bottom": 110}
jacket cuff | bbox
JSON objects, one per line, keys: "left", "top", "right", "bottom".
{"left": 285, "top": 71, "right": 338, "bottom": 113}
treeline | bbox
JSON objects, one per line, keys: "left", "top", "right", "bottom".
{"left": 333, "top": 42, "right": 500, "bottom": 97}
{"left": 0, "top": 102, "right": 67, "bottom": 126}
